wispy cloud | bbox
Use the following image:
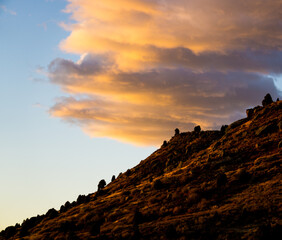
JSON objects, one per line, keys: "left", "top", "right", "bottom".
{"left": 0, "top": 5, "right": 17, "bottom": 15}
{"left": 48, "top": 0, "right": 282, "bottom": 146}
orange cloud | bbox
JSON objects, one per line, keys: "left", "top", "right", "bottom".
{"left": 48, "top": 0, "right": 281, "bottom": 146}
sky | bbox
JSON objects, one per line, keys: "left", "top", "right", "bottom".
{"left": 0, "top": 0, "right": 281, "bottom": 230}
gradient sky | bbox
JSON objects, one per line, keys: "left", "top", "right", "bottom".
{"left": 1, "top": 0, "right": 281, "bottom": 230}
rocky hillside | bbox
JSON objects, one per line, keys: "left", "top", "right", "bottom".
{"left": 1, "top": 96, "right": 281, "bottom": 240}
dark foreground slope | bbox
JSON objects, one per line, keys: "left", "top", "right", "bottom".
{"left": 1, "top": 100, "right": 281, "bottom": 240}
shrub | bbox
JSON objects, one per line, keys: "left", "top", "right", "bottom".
{"left": 77, "top": 194, "right": 90, "bottom": 205}
{"left": 262, "top": 93, "right": 273, "bottom": 107}
{"left": 165, "top": 225, "right": 177, "bottom": 239}
{"left": 220, "top": 125, "right": 228, "bottom": 133}
{"left": 125, "top": 169, "right": 131, "bottom": 176}
{"left": 246, "top": 108, "right": 254, "bottom": 118}
{"left": 235, "top": 169, "right": 250, "bottom": 183}
{"left": 133, "top": 209, "right": 143, "bottom": 226}
{"left": 153, "top": 179, "right": 163, "bottom": 190}
{"left": 175, "top": 128, "right": 180, "bottom": 136}
{"left": 46, "top": 208, "right": 58, "bottom": 219}
{"left": 3, "top": 226, "right": 17, "bottom": 238}
{"left": 162, "top": 140, "right": 168, "bottom": 147}
{"left": 98, "top": 179, "right": 106, "bottom": 191}
{"left": 111, "top": 175, "right": 116, "bottom": 182}
{"left": 59, "top": 221, "right": 76, "bottom": 233}
{"left": 194, "top": 125, "right": 201, "bottom": 133}
{"left": 216, "top": 173, "right": 227, "bottom": 188}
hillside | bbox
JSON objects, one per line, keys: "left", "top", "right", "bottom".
{"left": 1, "top": 96, "right": 281, "bottom": 240}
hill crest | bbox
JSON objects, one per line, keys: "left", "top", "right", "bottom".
{"left": 1, "top": 97, "right": 281, "bottom": 240}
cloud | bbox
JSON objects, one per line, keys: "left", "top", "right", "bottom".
{"left": 48, "top": 0, "right": 282, "bottom": 146}
{"left": 0, "top": 5, "right": 17, "bottom": 15}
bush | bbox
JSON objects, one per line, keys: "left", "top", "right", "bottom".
{"left": 133, "top": 209, "right": 143, "bottom": 226}
{"left": 3, "top": 226, "right": 17, "bottom": 238}
{"left": 194, "top": 125, "right": 201, "bottom": 133}
{"left": 220, "top": 125, "right": 228, "bottom": 133}
{"left": 217, "top": 173, "right": 227, "bottom": 188}
{"left": 77, "top": 194, "right": 90, "bottom": 205}
{"left": 111, "top": 175, "right": 116, "bottom": 182}
{"left": 46, "top": 208, "right": 58, "bottom": 219}
{"left": 175, "top": 128, "right": 180, "bottom": 136}
{"left": 153, "top": 179, "right": 163, "bottom": 190}
{"left": 98, "top": 179, "right": 106, "bottom": 191}
{"left": 235, "top": 169, "right": 250, "bottom": 183}
{"left": 162, "top": 140, "right": 168, "bottom": 147}
{"left": 262, "top": 93, "right": 273, "bottom": 107}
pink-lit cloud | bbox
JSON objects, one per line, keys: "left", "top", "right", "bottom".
{"left": 48, "top": 0, "right": 282, "bottom": 146}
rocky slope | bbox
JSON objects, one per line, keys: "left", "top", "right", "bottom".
{"left": 1, "top": 97, "right": 281, "bottom": 240}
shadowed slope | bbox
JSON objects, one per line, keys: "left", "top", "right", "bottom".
{"left": 1, "top": 100, "right": 281, "bottom": 240}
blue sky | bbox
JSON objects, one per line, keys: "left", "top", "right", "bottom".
{"left": 0, "top": 0, "right": 155, "bottom": 230}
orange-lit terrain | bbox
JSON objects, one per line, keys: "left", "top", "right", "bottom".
{"left": 1, "top": 97, "right": 281, "bottom": 240}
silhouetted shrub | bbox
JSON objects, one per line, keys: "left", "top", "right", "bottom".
{"left": 235, "top": 169, "right": 250, "bottom": 183}
{"left": 165, "top": 225, "right": 177, "bottom": 239}
{"left": 77, "top": 194, "right": 90, "bottom": 205}
{"left": 3, "top": 226, "right": 17, "bottom": 238}
{"left": 98, "top": 179, "right": 106, "bottom": 191}
{"left": 262, "top": 93, "right": 273, "bottom": 107}
{"left": 255, "top": 122, "right": 278, "bottom": 136}
{"left": 59, "top": 221, "right": 76, "bottom": 233}
{"left": 217, "top": 173, "right": 227, "bottom": 188}
{"left": 90, "top": 222, "right": 101, "bottom": 236}
{"left": 162, "top": 140, "right": 168, "bottom": 147}
{"left": 194, "top": 125, "right": 201, "bottom": 133}
{"left": 277, "top": 98, "right": 280, "bottom": 101}
{"left": 61, "top": 201, "right": 71, "bottom": 212}
{"left": 246, "top": 108, "right": 254, "bottom": 118}
{"left": 20, "top": 216, "right": 40, "bottom": 237}
{"left": 111, "top": 175, "right": 116, "bottom": 182}
{"left": 175, "top": 128, "right": 180, "bottom": 136}
{"left": 220, "top": 125, "right": 228, "bottom": 133}
{"left": 126, "top": 169, "right": 131, "bottom": 176}
{"left": 46, "top": 208, "right": 58, "bottom": 219}
{"left": 153, "top": 179, "right": 163, "bottom": 190}
{"left": 278, "top": 121, "right": 282, "bottom": 131}
{"left": 133, "top": 209, "right": 143, "bottom": 226}
{"left": 66, "top": 231, "right": 81, "bottom": 240}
